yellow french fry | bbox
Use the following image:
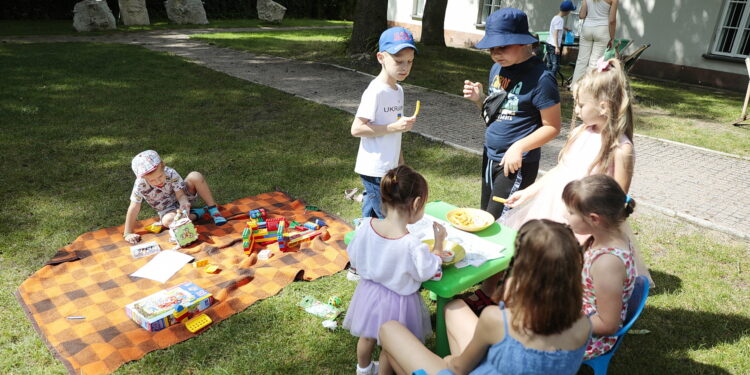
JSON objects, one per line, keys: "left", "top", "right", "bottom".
{"left": 412, "top": 100, "right": 421, "bottom": 117}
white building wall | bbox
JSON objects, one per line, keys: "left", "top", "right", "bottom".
{"left": 388, "top": 0, "right": 745, "bottom": 77}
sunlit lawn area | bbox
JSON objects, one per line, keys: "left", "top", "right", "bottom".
{"left": 1, "top": 42, "right": 748, "bottom": 374}
{"left": 194, "top": 28, "right": 750, "bottom": 158}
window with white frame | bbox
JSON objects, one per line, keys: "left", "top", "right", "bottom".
{"left": 477, "top": 0, "right": 503, "bottom": 26}
{"left": 712, "top": 0, "right": 750, "bottom": 57}
{"left": 413, "top": 0, "right": 425, "bottom": 18}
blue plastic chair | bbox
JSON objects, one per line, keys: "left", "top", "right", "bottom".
{"left": 582, "top": 275, "right": 650, "bottom": 374}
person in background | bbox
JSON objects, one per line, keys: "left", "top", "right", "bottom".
{"left": 570, "top": 0, "right": 619, "bottom": 87}
{"left": 545, "top": 1, "right": 577, "bottom": 77}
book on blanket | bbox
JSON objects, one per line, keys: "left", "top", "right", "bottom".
{"left": 125, "top": 281, "right": 213, "bottom": 332}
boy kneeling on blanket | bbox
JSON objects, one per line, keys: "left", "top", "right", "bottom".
{"left": 123, "top": 150, "right": 226, "bottom": 244}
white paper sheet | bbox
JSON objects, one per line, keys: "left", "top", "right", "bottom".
{"left": 130, "top": 250, "right": 194, "bottom": 283}
{"left": 407, "top": 215, "right": 506, "bottom": 268}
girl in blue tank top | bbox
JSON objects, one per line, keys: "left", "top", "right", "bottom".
{"left": 378, "top": 219, "right": 591, "bottom": 375}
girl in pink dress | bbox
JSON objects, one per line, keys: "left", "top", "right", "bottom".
{"left": 562, "top": 174, "right": 637, "bottom": 360}
{"left": 502, "top": 57, "right": 634, "bottom": 228}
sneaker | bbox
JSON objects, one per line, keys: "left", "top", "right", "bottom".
{"left": 344, "top": 188, "right": 360, "bottom": 200}
{"left": 354, "top": 193, "right": 364, "bottom": 203}
{"left": 346, "top": 268, "right": 361, "bottom": 282}
{"left": 356, "top": 361, "right": 379, "bottom": 375}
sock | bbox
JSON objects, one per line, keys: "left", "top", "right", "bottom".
{"left": 357, "top": 362, "right": 373, "bottom": 372}
{"left": 207, "top": 205, "right": 227, "bottom": 225}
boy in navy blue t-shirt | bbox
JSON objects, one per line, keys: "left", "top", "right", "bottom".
{"left": 463, "top": 8, "right": 561, "bottom": 220}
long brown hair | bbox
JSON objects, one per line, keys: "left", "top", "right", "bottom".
{"left": 379, "top": 165, "right": 429, "bottom": 216}
{"left": 503, "top": 219, "right": 583, "bottom": 335}
{"left": 561, "top": 58, "right": 634, "bottom": 175}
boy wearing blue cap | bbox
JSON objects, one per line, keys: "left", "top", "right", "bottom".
{"left": 546, "top": 0, "right": 577, "bottom": 76}
{"left": 350, "top": 26, "right": 418, "bottom": 220}
{"left": 463, "top": 8, "right": 561, "bottom": 221}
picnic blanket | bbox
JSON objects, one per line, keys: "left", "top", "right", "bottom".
{"left": 15, "top": 191, "right": 351, "bottom": 375}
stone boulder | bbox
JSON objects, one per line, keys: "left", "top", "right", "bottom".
{"left": 257, "top": 0, "right": 286, "bottom": 23}
{"left": 165, "top": 0, "right": 209, "bottom": 25}
{"left": 119, "top": 0, "right": 150, "bottom": 26}
{"left": 73, "top": 0, "right": 116, "bottom": 32}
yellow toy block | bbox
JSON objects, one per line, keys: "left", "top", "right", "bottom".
{"left": 246, "top": 219, "right": 258, "bottom": 229}
{"left": 185, "top": 313, "right": 212, "bottom": 333}
{"left": 193, "top": 259, "right": 209, "bottom": 268}
{"left": 205, "top": 265, "right": 220, "bottom": 274}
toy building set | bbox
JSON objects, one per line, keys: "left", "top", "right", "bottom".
{"left": 126, "top": 206, "right": 330, "bottom": 333}
{"left": 125, "top": 281, "right": 213, "bottom": 332}
{"left": 240, "top": 208, "right": 330, "bottom": 256}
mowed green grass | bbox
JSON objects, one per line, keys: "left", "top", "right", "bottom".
{"left": 194, "top": 28, "right": 750, "bottom": 158}
{"left": 0, "top": 42, "right": 748, "bottom": 374}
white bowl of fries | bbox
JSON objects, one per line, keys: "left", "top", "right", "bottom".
{"left": 446, "top": 208, "right": 495, "bottom": 232}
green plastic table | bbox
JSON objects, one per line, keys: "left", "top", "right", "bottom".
{"left": 343, "top": 201, "right": 517, "bottom": 356}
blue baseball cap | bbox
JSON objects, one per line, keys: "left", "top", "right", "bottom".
{"left": 560, "top": 1, "right": 576, "bottom": 11}
{"left": 475, "top": 8, "right": 537, "bottom": 49}
{"left": 379, "top": 27, "right": 418, "bottom": 54}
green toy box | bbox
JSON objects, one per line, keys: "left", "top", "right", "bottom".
{"left": 125, "top": 281, "right": 213, "bottom": 332}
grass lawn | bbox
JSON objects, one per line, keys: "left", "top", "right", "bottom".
{"left": 0, "top": 18, "right": 351, "bottom": 37}
{"left": 193, "top": 28, "right": 750, "bottom": 158}
{"left": 1, "top": 42, "right": 749, "bottom": 374}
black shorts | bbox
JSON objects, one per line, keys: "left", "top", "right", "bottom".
{"left": 480, "top": 151, "right": 539, "bottom": 219}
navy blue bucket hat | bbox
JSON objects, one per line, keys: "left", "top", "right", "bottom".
{"left": 476, "top": 8, "right": 538, "bottom": 49}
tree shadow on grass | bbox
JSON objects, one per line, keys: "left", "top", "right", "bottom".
{"left": 578, "top": 306, "right": 749, "bottom": 374}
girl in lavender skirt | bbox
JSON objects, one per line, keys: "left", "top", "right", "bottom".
{"left": 343, "top": 165, "right": 448, "bottom": 375}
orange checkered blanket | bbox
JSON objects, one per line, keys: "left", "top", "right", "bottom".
{"left": 15, "top": 192, "right": 351, "bottom": 375}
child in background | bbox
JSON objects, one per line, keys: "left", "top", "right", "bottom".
{"left": 378, "top": 219, "right": 591, "bottom": 375}
{"left": 343, "top": 165, "right": 447, "bottom": 375}
{"left": 463, "top": 8, "right": 562, "bottom": 220}
{"left": 545, "top": 1, "right": 576, "bottom": 76}
{"left": 562, "top": 174, "right": 636, "bottom": 360}
{"left": 351, "top": 26, "right": 418, "bottom": 219}
{"left": 123, "top": 150, "right": 226, "bottom": 244}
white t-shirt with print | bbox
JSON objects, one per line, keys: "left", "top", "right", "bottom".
{"left": 547, "top": 15, "right": 565, "bottom": 47}
{"left": 354, "top": 79, "right": 404, "bottom": 178}
{"left": 130, "top": 166, "right": 185, "bottom": 212}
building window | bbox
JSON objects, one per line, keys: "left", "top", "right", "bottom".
{"left": 712, "top": 0, "right": 750, "bottom": 57}
{"left": 412, "top": 0, "right": 425, "bottom": 18}
{"left": 477, "top": 0, "right": 503, "bottom": 26}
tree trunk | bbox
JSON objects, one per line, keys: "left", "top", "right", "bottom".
{"left": 421, "top": 0, "right": 448, "bottom": 46}
{"left": 348, "top": 0, "right": 388, "bottom": 55}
